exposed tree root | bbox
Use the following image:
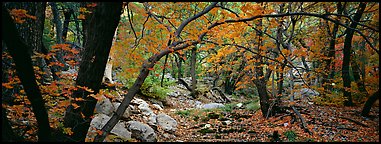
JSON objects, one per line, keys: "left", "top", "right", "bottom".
{"left": 338, "top": 116, "right": 369, "bottom": 128}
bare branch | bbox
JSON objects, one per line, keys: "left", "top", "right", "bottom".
{"left": 174, "top": 2, "right": 218, "bottom": 37}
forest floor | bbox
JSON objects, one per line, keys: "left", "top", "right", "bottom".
{"left": 156, "top": 94, "right": 379, "bottom": 142}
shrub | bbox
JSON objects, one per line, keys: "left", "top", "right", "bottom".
{"left": 283, "top": 130, "right": 297, "bottom": 142}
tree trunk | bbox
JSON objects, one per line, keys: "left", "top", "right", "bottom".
{"left": 4, "top": 2, "right": 49, "bottom": 83}
{"left": 342, "top": 2, "right": 366, "bottom": 106}
{"left": 323, "top": 2, "right": 343, "bottom": 91}
{"left": 2, "top": 5, "right": 52, "bottom": 141}
{"left": 50, "top": 2, "right": 68, "bottom": 70}
{"left": 190, "top": 47, "right": 197, "bottom": 98}
{"left": 63, "top": 3, "right": 123, "bottom": 142}
{"left": 161, "top": 54, "right": 169, "bottom": 87}
{"left": 62, "top": 8, "right": 74, "bottom": 41}
{"left": 361, "top": 90, "right": 379, "bottom": 117}
{"left": 176, "top": 53, "right": 184, "bottom": 83}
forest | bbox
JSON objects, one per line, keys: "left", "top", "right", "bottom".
{"left": 1, "top": 2, "right": 379, "bottom": 142}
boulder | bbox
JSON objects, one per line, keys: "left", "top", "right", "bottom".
{"left": 95, "top": 95, "right": 114, "bottom": 116}
{"left": 195, "top": 101, "right": 203, "bottom": 109}
{"left": 156, "top": 113, "right": 178, "bottom": 133}
{"left": 131, "top": 98, "right": 148, "bottom": 105}
{"left": 294, "top": 88, "right": 320, "bottom": 99}
{"left": 138, "top": 102, "right": 154, "bottom": 116}
{"left": 147, "top": 114, "right": 157, "bottom": 126}
{"left": 202, "top": 103, "right": 225, "bottom": 109}
{"left": 112, "top": 102, "right": 132, "bottom": 119}
{"left": 152, "top": 104, "right": 163, "bottom": 111}
{"left": 149, "top": 98, "right": 164, "bottom": 108}
{"left": 126, "top": 121, "right": 157, "bottom": 142}
{"left": 87, "top": 114, "right": 131, "bottom": 141}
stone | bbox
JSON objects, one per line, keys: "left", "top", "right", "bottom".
{"left": 126, "top": 121, "right": 157, "bottom": 142}
{"left": 195, "top": 101, "right": 203, "bottom": 109}
{"left": 156, "top": 113, "right": 178, "bottom": 133}
{"left": 236, "top": 103, "right": 243, "bottom": 108}
{"left": 112, "top": 102, "right": 132, "bottom": 119}
{"left": 131, "top": 98, "right": 148, "bottom": 105}
{"left": 95, "top": 95, "right": 114, "bottom": 116}
{"left": 152, "top": 104, "right": 163, "bottom": 111}
{"left": 87, "top": 114, "right": 131, "bottom": 141}
{"left": 138, "top": 102, "right": 154, "bottom": 116}
{"left": 147, "top": 114, "right": 157, "bottom": 126}
{"left": 202, "top": 103, "right": 225, "bottom": 109}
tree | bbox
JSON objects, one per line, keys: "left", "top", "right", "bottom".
{"left": 342, "top": 2, "right": 366, "bottom": 106}
{"left": 2, "top": 4, "right": 52, "bottom": 141}
{"left": 62, "top": 2, "right": 123, "bottom": 142}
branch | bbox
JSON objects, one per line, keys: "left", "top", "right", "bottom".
{"left": 174, "top": 2, "right": 218, "bottom": 37}
{"left": 208, "top": 12, "right": 378, "bottom": 54}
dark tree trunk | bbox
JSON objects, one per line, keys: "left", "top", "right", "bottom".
{"left": 254, "top": 15, "right": 270, "bottom": 117}
{"left": 2, "top": 5, "right": 52, "bottom": 141}
{"left": 351, "top": 58, "right": 368, "bottom": 96}
{"left": 50, "top": 2, "right": 68, "bottom": 70}
{"left": 342, "top": 2, "right": 366, "bottom": 106}
{"left": 176, "top": 53, "right": 184, "bottom": 83}
{"left": 224, "top": 71, "right": 234, "bottom": 95}
{"left": 190, "top": 47, "right": 198, "bottom": 97}
{"left": 62, "top": 8, "right": 74, "bottom": 41}
{"left": 4, "top": 2, "right": 48, "bottom": 83}
{"left": 323, "top": 2, "right": 344, "bottom": 91}
{"left": 160, "top": 54, "right": 169, "bottom": 87}
{"left": 62, "top": 3, "right": 123, "bottom": 142}
{"left": 361, "top": 90, "right": 379, "bottom": 117}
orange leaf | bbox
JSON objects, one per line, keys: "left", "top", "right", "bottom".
{"left": 72, "top": 103, "right": 80, "bottom": 109}
{"left": 148, "top": 67, "right": 154, "bottom": 71}
{"left": 75, "top": 98, "right": 84, "bottom": 101}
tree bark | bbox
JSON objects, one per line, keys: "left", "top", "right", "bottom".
{"left": 63, "top": 3, "right": 122, "bottom": 142}
{"left": 62, "top": 8, "right": 74, "bottom": 41}
{"left": 50, "top": 2, "right": 68, "bottom": 70}
{"left": 361, "top": 90, "right": 379, "bottom": 117}
{"left": 323, "top": 2, "right": 343, "bottom": 91}
{"left": 4, "top": 2, "right": 49, "bottom": 83}
{"left": 342, "top": 2, "right": 366, "bottom": 106}
{"left": 190, "top": 47, "right": 197, "bottom": 98}
{"left": 2, "top": 5, "right": 52, "bottom": 141}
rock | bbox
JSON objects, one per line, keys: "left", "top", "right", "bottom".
{"left": 236, "top": 103, "right": 243, "bottom": 108}
{"left": 202, "top": 103, "right": 225, "bottom": 109}
{"left": 203, "top": 124, "right": 211, "bottom": 129}
{"left": 95, "top": 95, "right": 114, "bottom": 116}
{"left": 87, "top": 114, "right": 131, "bottom": 141}
{"left": 300, "top": 88, "right": 320, "bottom": 97}
{"left": 131, "top": 98, "right": 148, "bottom": 105}
{"left": 195, "top": 101, "right": 202, "bottom": 109}
{"left": 138, "top": 102, "right": 154, "bottom": 116}
{"left": 126, "top": 121, "right": 157, "bottom": 142}
{"left": 149, "top": 98, "right": 164, "bottom": 108}
{"left": 156, "top": 113, "right": 178, "bottom": 133}
{"left": 112, "top": 102, "right": 132, "bottom": 119}
{"left": 222, "top": 120, "right": 232, "bottom": 125}
{"left": 294, "top": 88, "right": 320, "bottom": 99}
{"left": 167, "top": 91, "right": 180, "bottom": 97}
{"left": 152, "top": 104, "right": 163, "bottom": 111}
{"left": 148, "top": 114, "right": 157, "bottom": 126}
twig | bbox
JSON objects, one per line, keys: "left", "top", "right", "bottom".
{"left": 338, "top": 116, "right": 369, "bottom": 128}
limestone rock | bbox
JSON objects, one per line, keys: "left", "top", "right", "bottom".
{"left": 156, "top": 113, "right": 178, "bottom": 133}
{"left": 125, "top": 121, "right": 157, "bottom": 142}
